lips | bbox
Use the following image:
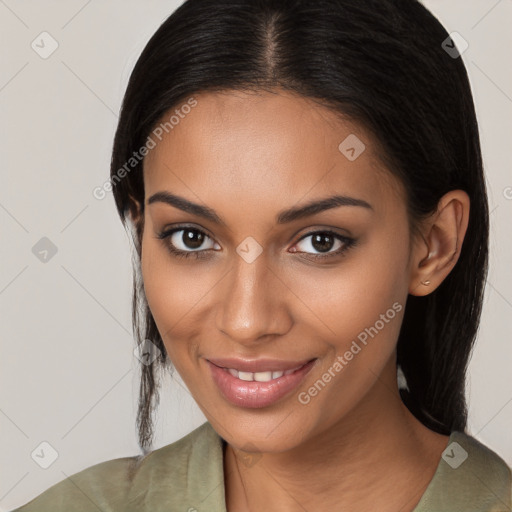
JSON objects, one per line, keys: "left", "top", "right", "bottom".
{"left": 206, "top": 357, "right": 317, "bottom": 408}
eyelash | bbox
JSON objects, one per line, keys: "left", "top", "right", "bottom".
{"left": 156, "top": 226, "right": 357, "bottom": 261}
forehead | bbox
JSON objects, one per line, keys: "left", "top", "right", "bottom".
{"left": 143, "top": 90, "right": 405, "bottom": 218}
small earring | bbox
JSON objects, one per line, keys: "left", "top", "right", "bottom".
{"left": 421, "top": 280, "right": 431, "bottom": 286}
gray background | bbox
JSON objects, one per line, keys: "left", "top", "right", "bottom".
{"left": 1, "top": 0, "right": 511, "bottom": 509}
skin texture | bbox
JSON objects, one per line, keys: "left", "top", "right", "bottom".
{"left": 135, "top": 89, "right": 470, "bottom": 512}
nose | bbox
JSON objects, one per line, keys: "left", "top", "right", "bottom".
{"left": 215, "top": 255, "right": 293, "bottom": 345}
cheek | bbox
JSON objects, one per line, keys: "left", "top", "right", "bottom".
{"left": 140, "top": 236, "right": 216, "bottom": 365}
{"left": 288, "top": 228, "right": 409, "bottom": 342}
{"left": 289, "top": 227, "right": 409, "bottom": 404}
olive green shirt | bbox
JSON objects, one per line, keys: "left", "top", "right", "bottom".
{"left": 11, "top": 422, "right": 512, "bottom": 511}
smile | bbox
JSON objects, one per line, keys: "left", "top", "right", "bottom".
{"left": 206, "top": 358, "right": 317, "bottom": 408}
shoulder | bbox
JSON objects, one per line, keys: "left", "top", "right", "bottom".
{"left": 10, "top": 422, "right": 226, "bottom": 512}
{"left": 415, "top": 430, "right": 512, "bottom": 511}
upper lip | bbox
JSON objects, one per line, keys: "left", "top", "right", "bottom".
{"left": 206, "top": 357, "right": 315, "bottom": 373}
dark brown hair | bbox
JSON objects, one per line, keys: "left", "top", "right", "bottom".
{"left": 109, "top": 0, "right": 488, "bottom": 452}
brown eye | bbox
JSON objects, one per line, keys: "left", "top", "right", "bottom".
{"left": 156, "top": 226, "right": 220, "bottom": 259}
{"left": 178, "top": 228, "right": 207, "bottom": 250}
{"left": 292, "top": 231, "right": 356, "bottom": 260}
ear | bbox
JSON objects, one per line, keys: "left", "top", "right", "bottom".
{"left": 127, "top": 194, "right": 143, "bottom": 225}
{"left": 409, "top": 190, "right": 470, "bottom": 296}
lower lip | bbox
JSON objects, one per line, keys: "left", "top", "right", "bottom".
{"left": 207, "top": 359, "right": 316, "bottom": 408}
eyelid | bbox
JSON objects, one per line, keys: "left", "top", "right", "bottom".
{"left": 159, "top": 222, "right": 216, "bottom": 239}
{"left": 294, "top": 224, "right": 353, "bottom": 241}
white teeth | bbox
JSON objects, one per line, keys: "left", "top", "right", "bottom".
{"left": 224, "top": 367, "right": 302, "bottom": 381}
{"left": 254, "top": 371, "right": 273, "bottom": 382}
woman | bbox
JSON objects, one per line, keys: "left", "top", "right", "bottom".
{"left": 12, "top": 0, "right": 511, "bottom": 510}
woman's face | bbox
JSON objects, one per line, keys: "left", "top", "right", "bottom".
{"left": 140, "top": 89, "right": 417, "bottom": 452}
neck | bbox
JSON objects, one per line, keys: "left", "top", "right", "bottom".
{"left": 223, "top": 361, "right": 450, "bottom": 512}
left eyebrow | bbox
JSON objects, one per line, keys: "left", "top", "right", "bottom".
{"left": 146, "top": 191, "right": 373, "bottom": 226}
